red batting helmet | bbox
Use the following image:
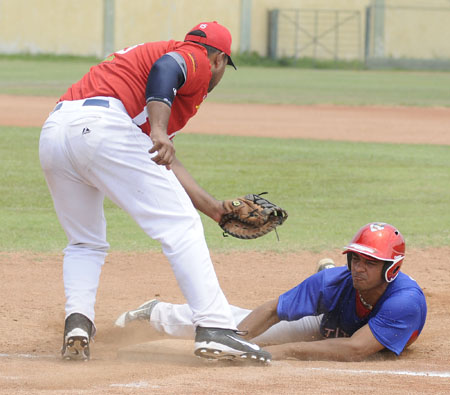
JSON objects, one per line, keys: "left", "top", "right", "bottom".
{"left": 343, "top": 222, "right": 405, "bottom": 282}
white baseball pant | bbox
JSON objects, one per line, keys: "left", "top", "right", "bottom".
{"left": 39, "top": 97, "right": 237, "bottom": 334}
{"left": 150, "top": 302, "right": 323, "bottom": 344}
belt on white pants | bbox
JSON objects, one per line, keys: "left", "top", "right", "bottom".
{"left": 52, "top": 97, "right": 128, "bottom": 115}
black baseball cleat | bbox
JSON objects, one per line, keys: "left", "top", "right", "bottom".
{"left": 61, "top": 313, "right": 93, "bottom": 361}
{"left": 194, "top": 327, "right": 271, "bottom": 364}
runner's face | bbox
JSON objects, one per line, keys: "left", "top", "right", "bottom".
{"left": 351, "top": 253, "right": 385, "bottom": 292}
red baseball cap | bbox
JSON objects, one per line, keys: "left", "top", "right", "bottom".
{"left": 184, "top": 21, "right": 236, "bottom": 69}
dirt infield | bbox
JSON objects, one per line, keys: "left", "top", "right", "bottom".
{"left": 1, "top": 96, "right": 450, "bottom": 394}
{"left": 1, "top": 94, "right": 450, "bottom": 145}
{"left": 1, "top": 250, "right": 450, "bottom": 394}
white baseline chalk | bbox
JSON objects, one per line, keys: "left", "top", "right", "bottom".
{"left": 306, "top": 367, "right": 450, "bottom": 379}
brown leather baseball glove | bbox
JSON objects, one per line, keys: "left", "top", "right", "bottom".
{"left": 219, "top": 193, "right": 288, "bottom": 239}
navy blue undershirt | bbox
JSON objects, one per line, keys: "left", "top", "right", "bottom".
{"left": 145, "top": 53, "right": 186, "bottom": 108}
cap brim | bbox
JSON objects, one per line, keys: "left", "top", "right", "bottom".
{"left": 227, "top": 55, "right": 237, "bottom": 70}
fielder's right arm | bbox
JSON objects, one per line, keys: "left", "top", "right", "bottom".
{"left": 147, "top": 101, "right": 175, "bottom": 169}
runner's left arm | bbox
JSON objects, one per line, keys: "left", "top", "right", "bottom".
{"left": 264, "top": 323, "right": 384, "bottom": 361}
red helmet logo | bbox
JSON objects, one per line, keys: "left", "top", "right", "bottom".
{"left": 343, "top": 222, "right": 405, "bottom": 282}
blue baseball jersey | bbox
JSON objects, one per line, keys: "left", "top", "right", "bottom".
{"left": 277, "top": 266, "right": 427, "bottom": 355}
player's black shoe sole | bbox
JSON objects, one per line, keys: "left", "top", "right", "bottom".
{"left": 62, "top": 333, "right": 90, "bottom": 360}
{"left": 61, "top": 313, "right": 92, "bottom": 361}
{"left": 194, "top": 327, "right": 271, "bottom": 364}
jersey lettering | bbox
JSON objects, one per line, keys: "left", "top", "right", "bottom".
{"left": 322, "top": 327, "right": 351, "bottom": 338}
{"left": 116, "top": 43, "right": 144, "bottom": 55}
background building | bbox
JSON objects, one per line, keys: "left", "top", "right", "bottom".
{"left": 1, "top": 0, "right": 449, "bottom": 68}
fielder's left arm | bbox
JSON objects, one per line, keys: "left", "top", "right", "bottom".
{"left": 171, "top": 157, "right": 225, "bottom": 222}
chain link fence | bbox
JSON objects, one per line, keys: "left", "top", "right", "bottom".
{"left": 269, "top": 9, "right": 362, "bottom": 61}
{"left": 268, "top": 3, "right": 450, "bottom": 69}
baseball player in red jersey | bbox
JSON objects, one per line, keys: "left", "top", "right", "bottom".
{"left": 39, "top": 21, "right": 271, "bottom": 364}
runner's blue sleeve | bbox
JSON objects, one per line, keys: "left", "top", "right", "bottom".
{"left": 145, "top": 52, "right": 187, "bottom": 108}
{"left": 368, "top": 282, "right": 427, "bottom": 355}
{"left": 277, "top": 267, "right": 351, "bottom": 321}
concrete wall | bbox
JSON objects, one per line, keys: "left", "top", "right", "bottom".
{"left": 113, "top": 0, "right": 241, "bottom": 52}
{"left": 383, "top": 0, "right": 450, "bottom": 59}
{"left": 0, "top": 0, "right": 242, "bottom": 57}
{"left": 0, "top": 0, "right": 103, "bottom": 55}
{"left": 0, "top": 0, "right": 449, "bottom": 60}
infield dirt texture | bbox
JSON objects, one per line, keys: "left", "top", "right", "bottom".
{"left": 1, "top": 96, "right": 450, "bottom": 394}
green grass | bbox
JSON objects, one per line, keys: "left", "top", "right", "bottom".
{"left": 0, "top": 56, "right": 449, "bottom": 107}
{"left": 233, "top": 52, "right": 367, "bottom": 70}
{"left": 1, "top": 127, "right": 449, "bottom": 252}
{"left": 0, "top": 57, "right": 95, "bottom": 97}
{"left": 213, "top": 67, "right": 450, "bottom": 107}
{"left": 1, "top": 55, "right": 449, "bottom": 252}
